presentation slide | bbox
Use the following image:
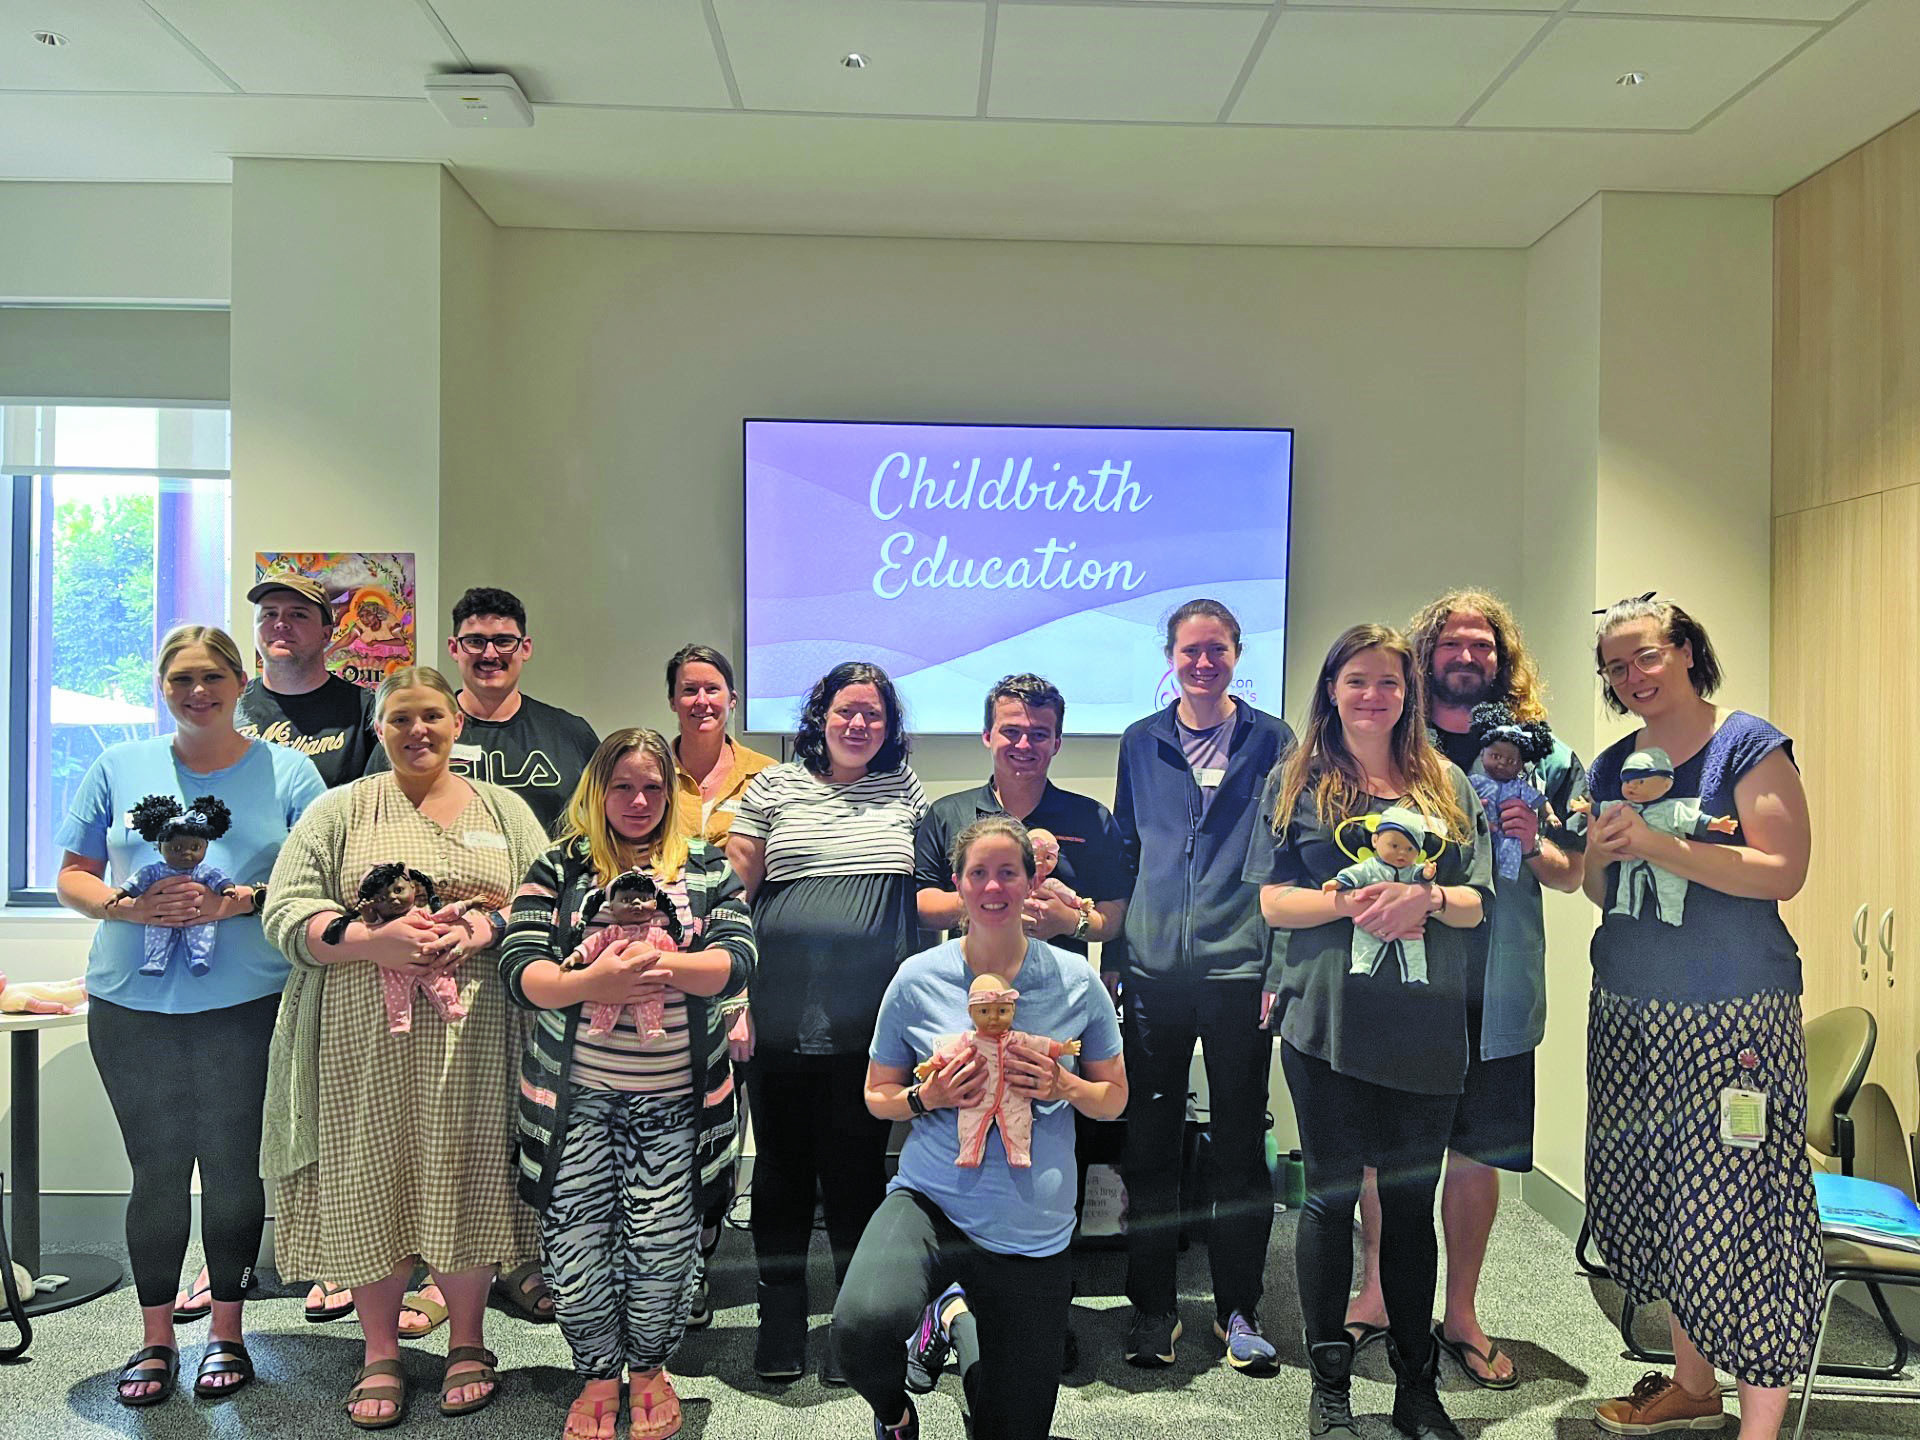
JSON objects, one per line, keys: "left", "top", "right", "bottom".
{"left": 744, "top": 420, "right": 1292, "bottom": 736}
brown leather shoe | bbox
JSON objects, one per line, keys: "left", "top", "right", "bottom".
{"left": 1595, "top": 1372, "right": 1727, "bottom": 1434}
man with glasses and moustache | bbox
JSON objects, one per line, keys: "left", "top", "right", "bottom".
{"left": 369, "top": 586, "right": 598, "bottom": 837}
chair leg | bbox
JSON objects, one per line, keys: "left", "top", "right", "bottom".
{"left": 1791, "top": 1282, "right": 1840, "bottom": 1440}
{"left": 1864, "top": 1282, "right": 1912, "bottom": 1377}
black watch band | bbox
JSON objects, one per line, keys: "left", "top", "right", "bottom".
{"left": 249, "top": 884, "right": 268, "bottom": 915}
{"left": 905, "top": 1084, "right": 929, "bottom": 1118}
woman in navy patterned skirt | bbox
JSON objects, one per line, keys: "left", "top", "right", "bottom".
{"left": 1580, "top": 596, "right": 1820, "bottom": 1440}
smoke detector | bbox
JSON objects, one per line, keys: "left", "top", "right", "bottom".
{"left": 425, "top": 72, "right": 534, "bottom": 129}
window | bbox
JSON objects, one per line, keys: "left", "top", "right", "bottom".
{"left": 5, "top": 405, "right": 231, "bottom": 903}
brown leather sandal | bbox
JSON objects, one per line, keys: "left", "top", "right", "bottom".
{"left": 439, "top": 1345, "right": 501, "bottom": 1416}
{"left": 343, "top": 1358, "right": 408, "bottom": 1431}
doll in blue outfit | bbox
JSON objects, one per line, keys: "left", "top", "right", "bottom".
{"left": 1573, "top": 748, "right": 1737, "bottom": 926}
{"left": 1322, "top": 805, "right": 1439, "bottom": 985}
{"left": 1466, "top": 702, "right": 1554, "bottom": 881}
{"left": 114, "top": 794, "right": 238, "bottom": 976}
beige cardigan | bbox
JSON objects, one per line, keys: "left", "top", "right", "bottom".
{"left": 258, "top": 775, "right": 549, "bottom": 1180}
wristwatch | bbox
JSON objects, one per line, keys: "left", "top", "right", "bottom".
{"left": 1072, "top": 898, "right": 1096, "bottom": 942}
{"left": 905, "top": 1084, "right": 929, "bottom": 1118}
{"left": 248, "top": 884, "right": 268, "bottom": 916}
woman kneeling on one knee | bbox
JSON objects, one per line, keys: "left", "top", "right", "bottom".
{"left": 833, "top": 815, "right": 1127, "bottom": 1440}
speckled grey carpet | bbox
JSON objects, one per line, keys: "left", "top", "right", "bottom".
{"left": 1, "top": 1201, "right": 1912, "bottom": 1438}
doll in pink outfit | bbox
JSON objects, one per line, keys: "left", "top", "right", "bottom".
{"left": 561, "top": 869, "right": 685, "bottom": 1041}
{"left": 915, "top": 972, "right": 1082, "bottom": 1167}
{"left": 322, "top": 863, "right": 469, "bottom": 1035}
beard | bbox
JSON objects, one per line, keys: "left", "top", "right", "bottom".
{"left": 1435, "top": 665, "right": 1495, "bottom": 706}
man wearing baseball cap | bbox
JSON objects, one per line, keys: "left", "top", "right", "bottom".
{"left": 233, "top": 574, "right": 379, "bottom": 789}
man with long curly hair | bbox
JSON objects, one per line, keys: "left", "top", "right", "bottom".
{"left": 1342, "top": 590, "right": 1587, "bottom": 1390}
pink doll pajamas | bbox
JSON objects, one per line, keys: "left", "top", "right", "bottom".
{"left": 382, "top": 967, "right": 468, "bottom": 1034}
{"left": 935, "top": 1030, "right": 1067, "bottom": 1168}
{"left": 572, "top": 924, "right": 678, "bottom": 1040}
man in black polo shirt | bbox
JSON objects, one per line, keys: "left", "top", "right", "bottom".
{"left": 915, "top": 673, "right": 1129, "bottom": 956}
{"left": 908, "top": 673, "right": 1129, "bottom": 1384}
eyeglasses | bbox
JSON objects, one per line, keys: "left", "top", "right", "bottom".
{"left": 1599, "top": 644, "right": 1673, "bottom": 685}
{"left": 455, "top": 634, "right": 527, "bottom": 655}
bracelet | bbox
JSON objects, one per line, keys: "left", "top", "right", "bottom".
{"left": 1432, "top": 883, "right": 1447, "bottom": 914}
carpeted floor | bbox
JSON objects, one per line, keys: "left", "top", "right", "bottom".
{"left": 2, "top": 1201, "right": 1912, "bottom": 1438}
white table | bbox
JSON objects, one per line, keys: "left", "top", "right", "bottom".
{"left": 2, "top": 1007, "right": 123, "bottom": 1314}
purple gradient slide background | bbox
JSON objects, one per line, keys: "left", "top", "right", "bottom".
{"left": 744, "top": 421, "right": 1291, "bottom": 734}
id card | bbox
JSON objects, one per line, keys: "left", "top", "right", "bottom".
{"left": 1194, "top": 767, "right": 1226, "bottom": 789}
{"left": 1719, "top": 1086, "right": 1767, "bottom": 1149}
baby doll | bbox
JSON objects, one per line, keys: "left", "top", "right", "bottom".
{"left": 321, "top": 863, "right": 469, "bottom": 1034}
{"left": 0, "top": 972, "right": 87, "bottom": 1015}
{"left": 561, "top": 869, "right": 686, "bottom": 1041}
{"left": 1576, "top": 748, "right": 1737, "bottom": 927}
{"left": 1323, "top": 806, "right": 1438, "bottom": 985}
{"left": 1467, "top": 702, "right": 1555, "bottom": 881}
{"left": 914, "top": 972, "right": 1083, "bottom": 1168}
{"left": 115, "top": 795, "right": 237, "bottom": 977}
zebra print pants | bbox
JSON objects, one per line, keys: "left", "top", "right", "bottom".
{"left": 540, "top": 1089, "right": 700, "bottom": 1377}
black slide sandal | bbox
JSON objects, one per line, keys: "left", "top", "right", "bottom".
{"left": 194, "top": 1339, "right": 255, "bottom": 1399}
{"left": 116, "top": 1345, "right": 179, "bottom": 1407}
{"left": 1345, "top": 1321, "right": 1388, "bottom": 1354}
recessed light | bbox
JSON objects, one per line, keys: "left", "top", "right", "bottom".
{"left": 1616, "top": 71, "right": 1647, "bottom": 87}
{"left": 31, "top": 30, "right": 68, "bottom": 47}
{"left": 842, "top": 52, "right": 869, "bottom": 69}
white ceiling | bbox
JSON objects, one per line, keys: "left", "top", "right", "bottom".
{"left": 0, "top": 0, "right": 1914, "bottom": 247}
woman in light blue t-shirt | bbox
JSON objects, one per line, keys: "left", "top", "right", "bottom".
{"left": 833, "top": 815, "right": 1126, "bottom": 1440}
{"left": 55, "top": 624, "right": 323, "bottom": 1408}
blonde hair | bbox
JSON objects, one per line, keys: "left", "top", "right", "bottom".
{"left": 1272, "top": 624, "right": 1468, "bottom": 840}
{"left": 157, "top": 623, "right": 247, "bottom": 684}
{"left": 372, "top": 665, "right": 458, "bottom": 722}
{"left": 1405, "top": 589, "right": 1547, "bottom": 725}
{"left": 558, "top": 728, "right": 688, "bottom": 885}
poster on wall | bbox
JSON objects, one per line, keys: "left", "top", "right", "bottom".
{"left": 254, "top": 551, "right": 417, "bottom": 689}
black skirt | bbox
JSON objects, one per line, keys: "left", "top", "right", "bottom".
{"left": 750, "top": 869, "right": 918, "bottom": 1056}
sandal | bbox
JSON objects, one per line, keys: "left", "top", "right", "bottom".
{"left": 565, "top": 1388, "right": 621, "bottom": 1440}
{"left": 1432, "top": 1321, "right": 1519, "bottom": 1390}
{"left": 172, "top": 1268, "right": 213, "bottom": 1322}
{"left": 493, "top": 1260, "right": 556, "bottom": 1322}
{"left": 629, "top": 1372, "right": 682, "bottom": 1440}
{"left": 194, "top": 1339, "right": 255, "bottom": 1399}
{"left": 439, "top": 1345, "right": 501, "bottom": 1417}
{"left": 1345, "top": 1320, "right": 1388, "bottom": 1354}
{"left": 115, "top": 1344, "right": 179, "bottom": 1407}
{"left": 399, "top": 1284, "right": 448, "bottom": 1336}
{"left": 343, "top": 1358, "right": 408, "bottom": 1431}
{"left": 305, "top": 1280, "right": 356, "bottom": 1324}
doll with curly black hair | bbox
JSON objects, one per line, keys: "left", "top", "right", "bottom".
{"left": 115, "top": 794, "right": 239, "bottom": 976}
{"left": 560, "top": 869, "right": 687, "bottom": 1041}
{"left": 322, "top": 863, "right": 473, "bottom": 1034}
{"left": 1467, "top": 702, "right": 1556, "bottom": 880}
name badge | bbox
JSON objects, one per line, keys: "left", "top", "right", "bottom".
{"left": 461, "top": 830, "right": 510, "bottom": 851}
{"left": 1194, "top": 767, "right": 1226, "bottom": 789}
{"left": 450, "top": 742, "right": 484, "bottom": 764}
{"left": 1718, "top": 1086, "right": 1767, "bottom": 1149}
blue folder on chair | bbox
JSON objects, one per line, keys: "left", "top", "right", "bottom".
{"left": 1813, "top": 1171, "right": 1920, "bottom": 1255}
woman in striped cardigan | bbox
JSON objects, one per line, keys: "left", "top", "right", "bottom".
{"left": 501, "top": 727, "right": 755, "bottom": 1440}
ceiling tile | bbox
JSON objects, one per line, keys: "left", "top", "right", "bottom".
{"left": 714, "top": 0, "right": 985, "bottom": 117}
{"left": 1231, "top": 9, "right": 1545, "bottom": 127}
{"left": 1573, "top": 1, "right": 1850, "bottom": 19}
{"left": 1470, "top": 15, "right": 1818, "bottom": 130}
{"left": 987, "top": 4, "right": 1266, "bottom": 123}
{"left": 146, "top": 0, "right": 456, "bottom": 97}
{"left": 430, "top": 0, "right": 731, "bottom": 109}
{"left": 0, "top": 0, "right": 230, "bottom": 92}
{"left": 1298, "top": 1, "right": 1556, "bottom": 10}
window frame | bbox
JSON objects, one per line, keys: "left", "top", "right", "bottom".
{"left": 5, "top": 405, "right": 232, "bottom": 906}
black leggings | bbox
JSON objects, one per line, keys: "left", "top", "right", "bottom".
{"left": 834, "top": 1188, "right": 1074, "bottom": 1440}
{"left": 88, "top": 994, "right": 278, "bottom": 1307}
{"left": 1281, "top": 1042, "right": 1457, "bottom": 1363}
{"left": 745, "top": 1050, "right": 891, "bottom": 1296}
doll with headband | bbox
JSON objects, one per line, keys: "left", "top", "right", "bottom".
{"left": 1467, "top": 702, "right": 1556, "bottom": 881}
{"left": 115, "top": 795, "right": 238, "bottom": 977}
{"left": 322, "top": 863, "right": 472, "bottom": 1034}
{"left": 1574, "top": 747, "right": 1737, "bottom": 927}
{"left": 914, "top": 972, "right": 1083, "bottom": 1167}
{"left": 560, "top": 869, "right": 686, "bottom": 1041}
{"left": 1322, "top": 806, "right": 1441, "bottom": 985}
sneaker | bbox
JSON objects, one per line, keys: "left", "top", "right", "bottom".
{"left": 1594, "top": 1373, "right": 1727, "bottom": 1435}
{"left": 1124, "top": 1308, "right": 1182, "bottom": 1368}
{"left": 874, "top": 1398, "right": 920, "bottom": 1440}
{"left": 906, "top": 1283, "right": 965, "bottom": 1394}
{"left": 1214, "top": 1310, "right": 1280, "bottom": 1376}
{"left": 687, "top": 1273, "right": 712, "bottom": 1330}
